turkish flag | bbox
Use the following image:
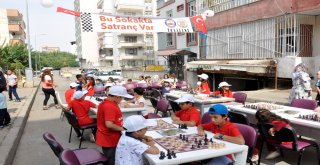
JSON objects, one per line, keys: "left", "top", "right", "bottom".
{"left": 57, "top": 7, "right": 80, "bottom": 17}
{"left": 190, "top": 15, "right": 207, "bottom": 33}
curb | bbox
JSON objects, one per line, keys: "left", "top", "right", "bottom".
{"left": 0, "top": 83, "right": 40, "bottom": 165}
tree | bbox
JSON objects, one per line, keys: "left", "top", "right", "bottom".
{"left": 0, "top": 43, "right": 28, "bottom": 70}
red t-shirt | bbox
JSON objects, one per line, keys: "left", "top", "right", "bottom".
{"left": 65, "top": 88, "right": 75, "bottom": 104}
{"left": 201, "top": 121, "right": 241, "bottom": 160}
{"left": 87, "top": 86, "right": 95, "bottom": 96}
{"left": 213, "top": 90, "right": 233, "bottom": 98}
{"left": 68, "top": 99, "right": 95, "bottom": 126}
{"left": 96, "top": 100, "right": 123, "bottom": 147}
{"left": 175, "top": 107, "right": 201, "bottom": 126}
{"left": 200, "top": 82, "right": 210, "bottom": 94}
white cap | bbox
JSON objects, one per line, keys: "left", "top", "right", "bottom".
{"left": 73, "top": 90, "right": 88, "bottom": 99}
{"left": 218, "top": 82, "right": 232, "bottom": 88}
{"left": 175, "top": 94, "right": 195, "bottom": 103}
{"left": 69, "top": 82, "right": 79, "bottom": 88}
{"left": 197, "top": 73, "right": 209, "bottom": 80}
{"left": 105, "top": 83, "right": 114, "bottom": 87}
{"left": 124, "top": 115, "right": 156, "bottom": 132}
{"left": 196, "top": 81, "right": 201, "bottom": 86}
{"left": 108, "top": 85, "right": 133, "bottom": 98}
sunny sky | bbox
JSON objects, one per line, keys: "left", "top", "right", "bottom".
{"left": 0, "top": 0, "right": 75, "bottom": 52}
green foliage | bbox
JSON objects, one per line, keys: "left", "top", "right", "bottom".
{"left": 0, "top": 43, "right": 28, "bottom": 69}
{"left": 35, "top": 51, "right": 79, "bottom": 69}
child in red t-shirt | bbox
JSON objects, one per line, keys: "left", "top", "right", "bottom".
{"left": 212, "top": 81, "right": 233, "bottom": 98}
{"left": 197, "top": 104, "right": 244, "bottom": 165}
{"left": 196, "top": 73, "right": 211, "bottom": 95}
{"left": 64, "top": 82, "right": 79, "bottom": 104}
{"left": 171, "top": 94, "right": 200, "bottom": 126}
{"left": 252, "top": 109, "right": 290, "bottom": 161}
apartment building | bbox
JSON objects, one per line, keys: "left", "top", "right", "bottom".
{"left": 74, "top": 0, "right": 100, "bottom": 68}
{"left": 0, "top": 9, "right": 26, "bottom": 47}
{"left": 97, "top": 0, "right": 158, "bottom": 70}
{"left": 157, "top": 0, "right": 198, "bottom": 80}
{"left": 184, "top": 0, "right": 320, "bottom": 90}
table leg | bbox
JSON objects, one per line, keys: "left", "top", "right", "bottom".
{"left": 233, "top": 147, "right": 248, "bottom": 165}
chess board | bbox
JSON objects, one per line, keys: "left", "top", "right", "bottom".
{"left": 147, "top": 119, "right": 176, "bottom": 131}
{"left": 154, "top": 134, "right": 223, "bottom": 153}
{"left": 243, "top": 102, "right": 283, "bottom": 111}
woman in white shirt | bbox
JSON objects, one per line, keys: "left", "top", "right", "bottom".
{"left": 6, "top": 70, "right": 21, "bottom": 102}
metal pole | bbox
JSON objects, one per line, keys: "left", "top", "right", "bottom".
{"left": 25, "top": 0, "right": 33, "bottom": 82}
{"left": 34, "top": 34, "right": 37, "bottom": 75}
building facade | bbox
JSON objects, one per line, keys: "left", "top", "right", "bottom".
{"left": 74, "top": 0, "right": 100, "bottom": 68}
{"left": 0, "top": 9, "right": 26, "bottom": 47}
{"left": 97, "top": 0, "right": 158, "bottom": 70}
{"left": 157, "top": 0, "right": 199, "bottom": 80}
{"left": 185, "top": 0, "right": 320, "bottom": 91}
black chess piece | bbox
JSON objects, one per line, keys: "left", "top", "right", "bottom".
{"left": 167, "top": 151, "right": 172, "bottom": 159}
{"left": 182, "top": 135, "right": 186, "bottom": 141}
{"left": 197, "top": 143, "right": 201, "bottom": 148}
{"left": 191, "top": 145, "right": 194, "bottom": 149}
{"left": 186, "top": 137, "right": 188, "bottom": 142}
{"left": 171, "top": 151, "right": 176, "bottom": 158}
{"left": 179, "top": 134, "right": 182, "bottom": 139}
{"left": 159, "top": 151, "right": 165, "bottom": 160}
{"left": 198, "top": 140, "right": 202, "bottom": 145}
{"left": 210, "top": 138, "right": 213, "bottom": 143}
{"left": 195, "top": 138, "right": 197, "bottom": 143}
{"left": 204, "top": 140, "right": 208, "bottom": 145}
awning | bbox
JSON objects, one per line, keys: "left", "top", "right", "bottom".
{"left": 156, "top": 49, "right": 195, "bottom": 56}
{"left": 186, "top": 60, "right": 274, "bottom": 74}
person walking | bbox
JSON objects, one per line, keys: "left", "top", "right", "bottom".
{"left": 6, "top": 69, "right": 21, "bottom": 102}
{"left": 41, "top": 69, "right": 59, "bottom": 110}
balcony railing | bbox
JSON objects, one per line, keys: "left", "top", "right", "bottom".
{"left": 200, "top": 0, "right": 260, "bottom": 14}
{"left": 116, "top": 0, "right": 145, "bottom": 12}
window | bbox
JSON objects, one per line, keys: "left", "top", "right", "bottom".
{"left": 279, "top": 28, "right": 297, "bottom": 53}
{"left": 124, "top": 36, "right": 137, "bottom": 43}
{"left": 188, "top": 1, "right": 196, "bottom": 16}
{"left": 177, "top": 4, "right": 184, "bottom": 12}
{"left": 145, "top": 11, "right": 152, "bottom": 16}
{"left": 166, "top": 10, "right": 173, "bottom": 17}
{"left": 146, "top": 34, "right": 153, "bottom": 42}
{"left": 166, "top": 33, "right": 173, "bottom": 46}
{"left": 106, "top": 50, "right": 113, "bottom": 56}
{"left": 228, "top": 35, "right": 243, "bottom": 54}
{"left": 187, "top": 33, "right": 196, "bottom": 43}
{"left": 125, "top": 48, "right": 138, "bottom": 55}
{"left": 123, "top": 12, "right": 136, "bottom": 16}
{"left": 127, "top": 61, "right": 136, "bottom": 66}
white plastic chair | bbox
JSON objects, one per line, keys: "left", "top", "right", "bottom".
{"left": 55, "top": 91, "right": 68, "bottom": 120}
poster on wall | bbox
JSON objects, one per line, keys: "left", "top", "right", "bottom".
{"left": 80, "top": 13, "right": 194, "bottom": 33}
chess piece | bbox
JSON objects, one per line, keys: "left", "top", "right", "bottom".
{"left": 186, "top": 137, "right": 188, "bottom": 142}
{"left": 210, "top": 138, "right": 213, "bottom": 143}
{"left": 195, "top": 138, "right": 197, "bottom": 143}
{"left": 204, "top": 134, "right": 208, "bottom": 140}
{"left": 182, "top": 135, "right": 185, "bottom": 141}
{"left": 204, "top": 140, "right": 208, "bottom": 145}
{"left": 167, "top": 151, "right": 172, "bottom": 159}
{"left": 159, "top": 151, "right": 165, "bottom": 160}
{"left": 198, "top": 140, "right": 202, "bottom": 145}
{"left": 171, "top": 151, "right": 176, "bottom": 158}
{"left": 178, "top": 124, "right": 181, "bottom": 129}
{"left": 179, "top": 134, "right": 182, "bottom": 139}
{"left": 197, "top": 143, "right": 201, "bottom": 148}
{"left": 191, "top": 145, "right": 194, "bottom": 149}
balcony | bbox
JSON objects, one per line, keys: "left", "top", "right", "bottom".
{"left": 119, "top": 41, "right": 145, "bottom": 47}
{"left": 145, "top": 4, "right": 152, "bottom": 12}
{"left": 200, "top": 0, "right": 260, "bottom": 14}
{"left": 9, "top": 39, "right": 24, "bottom": 45}
{"left": 119, "top": 54, "right": 146, "bottom": 60}
{"left": 8, "top": 24, "right": 24, "bottom": 34}
{"left": 6, "top": 9, "right": 22, "bottom": 18}
{"left": 115, "top": 0, "right": 145, "bottom": 12}
{"left": 99, "top": 56, "right": 114, "bottom": 61}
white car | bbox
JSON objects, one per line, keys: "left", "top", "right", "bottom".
{"left": 93, "top": 71, "right": 123, "bottom": 82}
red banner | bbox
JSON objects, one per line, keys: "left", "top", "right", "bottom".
{"left": 190, "top": 15, "right": 207, "bottom": 33}
{"left": 56, "top": 7, "right": 80, "bottom": 17}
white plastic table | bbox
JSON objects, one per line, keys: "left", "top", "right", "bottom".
{"left": 144, "top": 118, "right": 248, "bottom": 165}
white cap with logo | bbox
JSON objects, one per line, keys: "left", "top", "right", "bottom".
{"left": 124, "top": 115, "right": 156, "bottom": 132}
{"left": 218, "top": 82, "right": 232, "bottom": 88}
{"left": 73, "top": 90, "right": 88, "bottom": 99}
{"left": 197, "top": 73, "right": 209, "bottom": 80}
{"left": 69, "top": 82, "right": 79, "bottom": 88}
{"left": 108, "top": 85, "right": 133, "bottom": 99}
{"left": 175, "top": 94, "right": 195, "bottom": 103}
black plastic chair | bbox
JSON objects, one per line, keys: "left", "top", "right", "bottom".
{"left": 228, "top": 111, "right": 250, "bottom": 125}
{"left": 257, "top": 123, "right": 320, "bottom": 165}
{"left": 149, "top": 97, "right": 158, "bottom": 114}
{"left": 64, "top": 111, "right": 96, "bottom": 148}
{"left": 169, "top": 100, "right": 180, "bottom": 113}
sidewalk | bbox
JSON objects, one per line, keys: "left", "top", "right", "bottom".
{"left": 0, "top": 82, "right": 39, "bottom": 165}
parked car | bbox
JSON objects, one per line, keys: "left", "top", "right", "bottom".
{"left": 112, "top": 69, "right": 122, "bottom": 75}
{"left": 83, "top": 68, "right": 98, "bottom": 77}
{"left": 93, "top": 71, "right": 123, "bottom": 82}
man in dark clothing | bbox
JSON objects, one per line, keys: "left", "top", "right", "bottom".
{"left": 0, "top": 67, "right": 7, "bottom": 91}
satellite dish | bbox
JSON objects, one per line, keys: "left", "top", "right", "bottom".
{"left": 40, "top": 0, "right": 54, "bottom": 8}
{"left": 204, "top": 10, "right": 215, "bottom": 17}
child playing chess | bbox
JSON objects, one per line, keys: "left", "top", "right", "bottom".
{"left": 171, "top": 94, "right": 201, "bottom": 126}
{"left": 115, "top": 115, "right": 160, "bottom": 165}
{"left": 123, "top": 87, "right": 148, "bottom": 118}
{"left": 197, "top": 104, "right": 244, "bottom": 165}
{"left": 212, "top": 82, "right": 233, "bottom": 98}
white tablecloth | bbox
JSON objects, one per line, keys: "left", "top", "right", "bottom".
{"left": 144, "top": 118, "right": 248, "bottom": 165}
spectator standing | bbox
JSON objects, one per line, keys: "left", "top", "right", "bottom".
{"left": 0, "top": 87, "right": 11, "bottom": 128}
{"left": 289, "top": 63, "right": 312, "bottom": 103}
{"left": 6, "top": 69, "right": 21, "bottom": 102}
{"left": 41, "top": 70, "right": 59, "bottom": 110}
{"left": 0, "top": 67, "right": 7, "bottom": 91}
{"left": 96, "top": 86, "right": 133, "bottom": 165}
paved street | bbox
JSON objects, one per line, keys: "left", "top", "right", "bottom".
{"left": 0, "top": 71, "right": 317, "bottom": 165}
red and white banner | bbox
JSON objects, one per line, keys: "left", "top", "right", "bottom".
{"left": 57, "top": 7, "right": 80, "bottom": 17}
{"left": 190, "top": 15, "right": 207, "bottom": 33}
{"left": 80, "top": 13, "right": 194, "bottom": 33}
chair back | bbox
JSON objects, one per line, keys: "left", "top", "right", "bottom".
{"left": 151, "top": 82, "right": 161, "bottom": 88}
{"left": 64, "top": 111, "right": 81, "bottom": 129}
{"left": 290, "top": 99, "right": 317, "bottom": 110}
{"left": 228, "top": 111, "right": 249, "bottom": 125}
{"left": 169, "top": 100, "right": 180, "bottom": 112}
{"left": 235, "top": 123, "right": 257, "bottom": 159}
{"left": 136, "top": 83, "right": 149, "bottom": 89}
{"left": 233, "top": 92, "right": 247, "bottom": 105}
{"left": 257, "top": 123, "right": 299, "bottom": 151}
{"left": 43, "top": 132, "right": 64, "bottom": 157}
{"left": 123, "top": 83, "right": 135, "bottom": 91}
{"left": 201, "top": 112, "right": 211, "bottom": 124}
{"left": 59, "top": 149, "right": 81, "bottom": 165}
{"left": 150, "top": 89, "right": 163, "bottom": 99}
{"left": 156, "top": 99, "right": 169, "bottom": 113}
{"left": 149, "top": 97, "right": 158, "bottom": 109}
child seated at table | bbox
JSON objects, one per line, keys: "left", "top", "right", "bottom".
{"left": 252, "top": 109, "right": 291, "bottom": 161}
{"left": 171, "top": 94, "right": 201, "bottom": 126}
{"left": 64, "top": 82, "right": 79, "bottom": 104}
{"left": 197, "top": 104, "right": 244, "bottom": 165}
{"left": 115, "top": 115, "right": 160, "bottom": 165}
{"left": 66, "top": 90, "right": 97, "bottom": 141}
{"left": 212, "top": 81, "right": 233, "bottom": 98}
{"left": 123, "top": 87, "right": 148, "bottom": 118}
{"left": 95, "top": 79, "right": 104, "bottom": 87}
{"left": 161, "top": 80, "right": 172, "bottom": 94}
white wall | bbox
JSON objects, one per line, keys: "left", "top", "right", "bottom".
{"left": 0, "top": 9, "right": 10, "bottom": 46}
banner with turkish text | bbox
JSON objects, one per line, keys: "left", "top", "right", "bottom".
{"left": 80, "top": 13, "right": 194, "bottom": 33}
